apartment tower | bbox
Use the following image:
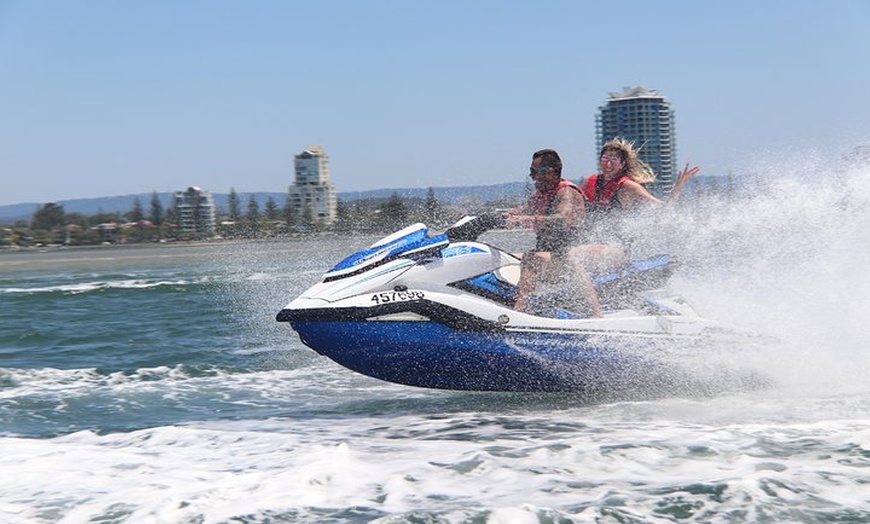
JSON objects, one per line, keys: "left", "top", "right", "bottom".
{"left": 288, "top": 145, "right": 338, "bottom": 225}
{"left": 173, "top": 186, "right": 217, "bottom": 235}
{"left": 596, "top": 86, "right": 677, "bottom": 197}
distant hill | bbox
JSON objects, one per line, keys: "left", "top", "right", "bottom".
{"left": 0, "top": 176, "right": 730, "bottom": 223}
{"left": 0, "top": 182, "right": 529, "bottom": 223}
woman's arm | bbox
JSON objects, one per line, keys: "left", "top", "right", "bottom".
{"left": 617, "top": 179, "right": 663, "bottom": 207}
{"left": 668, "top": 163, "right": 700, "bottom": 201}
{"left": 617, "top": 163, "right": 700, "bottom": 207}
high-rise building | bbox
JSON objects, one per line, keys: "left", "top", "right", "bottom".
{"left": 289, "top": 145, "right": 338, "bottom": 225}
{"left": 173, "top": 186, "right": 216, "bottom": 235}
{"left": 596, "top": 86, "right": 677, "bottom": 197}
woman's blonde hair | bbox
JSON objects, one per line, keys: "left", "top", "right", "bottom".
{"left": 600, "top": 137, "right": 656, "bottom": 184}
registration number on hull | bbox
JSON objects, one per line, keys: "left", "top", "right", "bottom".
{"left": 370, "top": 290, "right": 425, "bottom": 304}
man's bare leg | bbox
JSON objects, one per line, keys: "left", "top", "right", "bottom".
{"left": 514, "top": 252, "right": 550, "bottom": 312}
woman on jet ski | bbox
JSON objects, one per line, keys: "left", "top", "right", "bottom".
{"left": 572, "top": 138, "right": 700, "bottom": 280}
{"left": 504, "top": 149, "right": 604, "bottom": 317}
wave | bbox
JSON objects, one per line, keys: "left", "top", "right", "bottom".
{"left": 0, "top": 277, "right": 213, "bottom": 296}
{"left": 0, "top": 365, "right": 204, "bottom": 397}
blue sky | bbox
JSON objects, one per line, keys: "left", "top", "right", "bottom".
{"left": 1, "top": 0, "right": 868, "bottom": 205}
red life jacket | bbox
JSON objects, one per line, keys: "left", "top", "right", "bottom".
{"left": 531, "top": 179, "right": 583, "bottom": 215}
{"left": 579, "top": 174, "right": 633, "bottom": 247}
{"left": 581, "top": 174, "right": 630, "bottom": 208}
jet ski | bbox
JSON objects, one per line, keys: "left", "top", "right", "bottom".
{"left": 276, "top": 215, "right": 759, "bottom": 396}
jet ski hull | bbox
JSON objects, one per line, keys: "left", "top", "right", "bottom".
{"left": 288, "top": 315, "right": 698, "bottom": 395}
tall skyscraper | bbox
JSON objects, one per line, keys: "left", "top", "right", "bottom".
{"left": 596, "top": 86, "right": 677, "bottom": 197}
{"left": 288, "top": 145, "right": 338, "bottom": 225}
{"left": 173, "top": 186, "right": 216, "bottom": 235}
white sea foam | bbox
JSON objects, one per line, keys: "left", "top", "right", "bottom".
{"left": 0, "top": 405, "right": 867, "bottom": 523}
{"left": 0, "top": 278, "right": 207, "bottom": 295}
{"left": 0, "top": 365, "right": 330, "bottom": 402}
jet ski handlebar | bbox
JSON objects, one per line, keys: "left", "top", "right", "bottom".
{"left": 444, "top": 213, "right": 507, "bottom": 242}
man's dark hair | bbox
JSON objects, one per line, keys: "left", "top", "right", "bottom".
{"left": 532, "top": 149, "right": 562, "bottom": 176}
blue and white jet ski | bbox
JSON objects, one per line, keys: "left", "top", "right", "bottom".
{"left": 276, "top": 215, "right": 758, "bottom": 396}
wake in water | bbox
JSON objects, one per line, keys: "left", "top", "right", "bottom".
{"left": 625, "top": 154, "right": 870, "bottom": 399}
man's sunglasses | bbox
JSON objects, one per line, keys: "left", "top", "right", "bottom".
{"left": 529, "top": 166, "right": 554, "bottom": 177}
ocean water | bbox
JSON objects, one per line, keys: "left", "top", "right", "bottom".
{"left": 1, "top": 163, "right": 869, "bottom": 523}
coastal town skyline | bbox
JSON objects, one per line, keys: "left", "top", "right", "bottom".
{"left": 2, "top": 1, "right": 868, "bottom": 207}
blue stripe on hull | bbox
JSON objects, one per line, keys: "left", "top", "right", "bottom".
{"left": 290, "top": 321, "right": 674, "bottom": 393}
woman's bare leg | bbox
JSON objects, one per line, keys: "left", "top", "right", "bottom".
{"left": 564, "top": 245, "right": 627, "bottom": 318}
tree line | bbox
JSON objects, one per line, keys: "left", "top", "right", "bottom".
{"left": 0, "top": 187, "right": 520, "bottom": 248}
